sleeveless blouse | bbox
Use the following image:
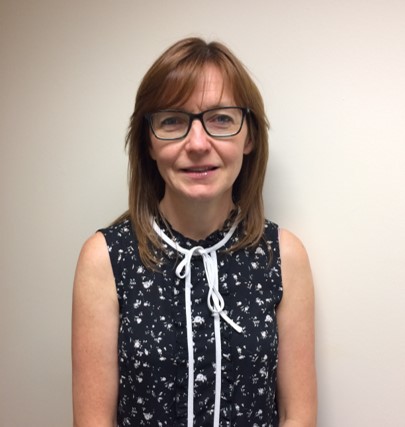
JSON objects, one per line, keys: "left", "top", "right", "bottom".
{"left": 99, "top": 218, "right": 283, "bottom": 426}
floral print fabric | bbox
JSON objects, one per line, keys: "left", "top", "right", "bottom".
{"left": 99, "top": 218, "right": 283, "bottom": 426}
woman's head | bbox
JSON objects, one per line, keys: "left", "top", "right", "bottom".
{"left": 124, "top": 37, "right": 269, "bottom": 264}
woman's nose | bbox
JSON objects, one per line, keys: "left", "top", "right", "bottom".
{"left": 184, "top": 120, "right": 211, "bottom": 152}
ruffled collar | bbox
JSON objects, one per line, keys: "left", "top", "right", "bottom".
{"left": 155, "top": 208, "right": 240, "bottom": 250}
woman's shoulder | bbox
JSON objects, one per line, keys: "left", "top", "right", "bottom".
{"left": 74, "top": 232, "right": 116, "bottom": 299}
{"left": 278, "top": 228, "right": 310, "bottom": 265}
{"left": 98, "top": 218, "right": 137, "bottom": 247}
{"left": 77, "top": 232, "right": 108, "bottom": 267}
{"left": 261, "top": 221, "right": 311, "bottom": 274}
{"left": 277, "top": 227, "right": 313, "bottom": 296}
{"left": 263, "top": 220, "right": 308, "bottom": 258}
{"left": 99, "top": 218, "right": 133, "bottom": 237}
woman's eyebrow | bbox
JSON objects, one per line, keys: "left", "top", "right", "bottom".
{"left": 175, "top": 103, "right": 237, "bottom": 112}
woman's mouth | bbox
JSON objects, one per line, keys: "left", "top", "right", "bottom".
{"left": 181, "top": 166, "right": 218, "bottom": 177}
{"left": 183, "top": 166, "right": 217, "bottom": 172}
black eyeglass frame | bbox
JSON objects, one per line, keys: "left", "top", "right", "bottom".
{"left": 145, "top": 107, "right": 250, "bottom": 141}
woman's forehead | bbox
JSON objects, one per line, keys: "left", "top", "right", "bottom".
{"left": 181, "top": 66, "right": 235, "bottom": 110}
{"left": 164, "top": 64, "right": 235, "bottom": 110}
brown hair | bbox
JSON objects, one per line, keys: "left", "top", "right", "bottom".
{"left": 117, "top": 37, "right": 269, "bottom": 268}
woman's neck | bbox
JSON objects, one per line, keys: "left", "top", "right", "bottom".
{"left": 159, "top": 196, "right": 235, "bottom": 241}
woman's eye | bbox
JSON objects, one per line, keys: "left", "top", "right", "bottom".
{"left": 216, "top": 115, "right": 232, "bottom": 123}
{"left": 208, "top": 114, "right": 234, "bottom": 126}
{"left": 161, "top": 116, "right": 181, "bottom": 126}
{"left": 154, "top": 114, "right": 186, "bottom": 129}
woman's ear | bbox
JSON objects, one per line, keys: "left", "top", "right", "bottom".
{"left": 243, "top": 137, "right": 253, "bottom": 155}
{"left": 148, "top": 139, "right": 156, "bottom": 160}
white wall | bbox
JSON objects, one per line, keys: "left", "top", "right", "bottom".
{"left": 1, "top": 0, "right": 404, "bottom": 425}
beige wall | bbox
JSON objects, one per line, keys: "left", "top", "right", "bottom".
{"left": 1, "top": 0, "right": 404, "bottom": 425}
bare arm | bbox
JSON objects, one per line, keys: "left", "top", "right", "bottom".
{"left": 277, "top": 229, "right": 317, "bottom": 427}
{"left": 72, "top": 232, "right": 119, "bottom": 427}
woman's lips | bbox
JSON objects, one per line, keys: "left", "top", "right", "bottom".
{"left": 181, "top": 166, "right": 218, "bottom": 177}
{"left": 182, "top": 166, "right": 217, "bottom": 172}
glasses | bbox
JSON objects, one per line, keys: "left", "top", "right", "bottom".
{"left": 146, "top": 107, "right": 249, "bottom": 140}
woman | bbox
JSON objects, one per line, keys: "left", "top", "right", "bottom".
{"left": 72, "top": 37, "right": 317, "bottom": 427}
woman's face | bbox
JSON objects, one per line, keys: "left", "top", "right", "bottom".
{"left": 149, "top": 65, "right": 252, "bottom": 209}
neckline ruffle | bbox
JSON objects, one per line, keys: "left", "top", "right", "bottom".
{"left": 155, "top": 208, "right": 240, "bottom": 249}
